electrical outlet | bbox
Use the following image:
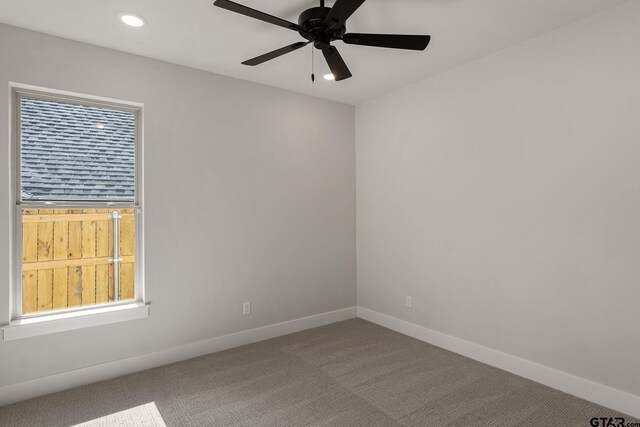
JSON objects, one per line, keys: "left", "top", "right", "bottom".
{"left": 405, "top": 296, "right": 412, "bottom": 308}
{"left": 243, "top": 301, "right": 251, "bottom": 315}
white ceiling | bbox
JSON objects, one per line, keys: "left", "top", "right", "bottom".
{"left": 0, "top": 0, "right": 629, "bottom": 105}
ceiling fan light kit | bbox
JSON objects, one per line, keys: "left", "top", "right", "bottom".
{"left": 213, "top": 0, "right": 431, "bottom": 82}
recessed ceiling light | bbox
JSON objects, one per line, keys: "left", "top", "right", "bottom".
{"left": 119, "top": 13, "right": 145, "bottom": 28}
{"left": 95, "top": 123, "right": 106, "bottom": 129}
{"left": 323, "top": 73, "right": 335, "bottom": 81}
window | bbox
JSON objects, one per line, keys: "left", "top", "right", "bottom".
{"left": 11, "top": 85, "right": 144, "bottom": 320}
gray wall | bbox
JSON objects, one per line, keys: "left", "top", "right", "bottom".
{"left": 0, "top": 24, "right": 355, "bottom": 387}
{"left": 356, "top": 1, "right": 640, "bottom": 397}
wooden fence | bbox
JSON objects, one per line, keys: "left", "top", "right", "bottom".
{"left": 21, "top": 208, "right": 135, "bottom": 315}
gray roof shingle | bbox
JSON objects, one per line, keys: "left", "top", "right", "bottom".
{"left": 20, "top": 97, "right": 136, "bottom": 201}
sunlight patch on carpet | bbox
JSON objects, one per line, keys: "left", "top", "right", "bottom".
{"left": 71, "top": 402, "right": 166, "bottom": 427}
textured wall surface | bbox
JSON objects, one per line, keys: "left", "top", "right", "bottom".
{"left": 0, "top": 24, "right": 355, "bottom": 387}
{"left": 357, "top": 1, "right": 640, "bottom": 397}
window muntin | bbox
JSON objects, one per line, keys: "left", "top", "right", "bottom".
{"left": 13, "top": 88, "right": 142, "bottom": 318}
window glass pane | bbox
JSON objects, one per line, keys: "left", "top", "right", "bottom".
{"left": 20, "top": 97, "right": 135, "bottom": 201}
{"left": 21, "top": 208, "right": 135, "bottom": 315}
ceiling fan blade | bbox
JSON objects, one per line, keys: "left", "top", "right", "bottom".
{"left": 324, "top": 0, "right": 366, "bottom": 29}
{"left": 342, "top": 33, "right": 431, "bottom": 51}
{"left": 322, "top": 46, "right": 352, "bottom": 81}
{"left": 242, "top": 41, "right": 311, "bottom": 66}
{"left": 214, "top": 0, "right": 309, "bottom": 34}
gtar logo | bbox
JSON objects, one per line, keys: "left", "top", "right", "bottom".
{"left": 590, "top": 418, "right": 625, "bottom": 427}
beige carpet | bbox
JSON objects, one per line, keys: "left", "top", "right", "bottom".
{"left": 0, "top": 319, "right": 636, "bottom": 426}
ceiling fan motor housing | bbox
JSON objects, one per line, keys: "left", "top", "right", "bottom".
{"left": 298, "top": 7, "right": 346, "bottom": 49}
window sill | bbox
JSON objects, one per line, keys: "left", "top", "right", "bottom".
{"left": 1, "top": 303, "right": 149, "bottom": 341}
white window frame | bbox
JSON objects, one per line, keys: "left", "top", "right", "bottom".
{"left": 7, "top": 83, "right": 146, "bottom": 324}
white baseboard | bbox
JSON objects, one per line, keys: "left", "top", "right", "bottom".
{"left": 5, "top": 305, "right": 638, "bottom": 419}
{"left": 357, "top": 306, "right": 640, "bottom": 419}
{"left": 0, "top": 306, "right": 357, "bottom": 407}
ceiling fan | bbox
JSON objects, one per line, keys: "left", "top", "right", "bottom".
{"left": 213, "top": 0, "right": 431, "bottom": 81}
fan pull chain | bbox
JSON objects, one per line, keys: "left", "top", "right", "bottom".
{"left": 311, "top": 46, "right": 315, "bottom": 83}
